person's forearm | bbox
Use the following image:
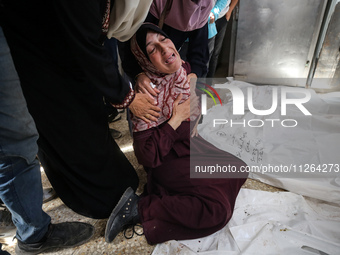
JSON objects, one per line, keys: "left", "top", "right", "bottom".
{"left": 168, "top": 117, "right": 182, "bottom": 131}
{"left": 133, "top": 123, "right": 179, "bottom": 168}
{"left": 229, "top": 0, "right": 239, "bottom": 14}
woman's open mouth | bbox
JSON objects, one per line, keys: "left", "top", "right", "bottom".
{"left": 165, "top": 53, "right": 176, "bottom": 64}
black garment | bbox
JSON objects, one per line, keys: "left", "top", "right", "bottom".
{"left": 119, "top": 12, "right": 209, "bottom": 80}
{"left": 0, "top": 243, "right": 10, "bottom": 255}
{"left": 1, "top": 0, "right": 138, "bottom": 218}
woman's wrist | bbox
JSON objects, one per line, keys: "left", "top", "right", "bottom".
{"left": 110, "top": 85, "right": 135, "bottom": 109}
{"left": 168, "top": 117, "right": 181, "bottom": 130}
{"left": 134, "top": 72, "right": 146, "bottom": 82}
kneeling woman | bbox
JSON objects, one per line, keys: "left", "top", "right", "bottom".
{"left": 105, "top": 23, "right": 248, "bottom": 245}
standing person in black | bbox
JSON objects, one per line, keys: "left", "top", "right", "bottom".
{"left": 1, "top": 0, "right": 160, "bottom": 221}
{"left": 0, "top": 22, "right": 94, "bottom": 254}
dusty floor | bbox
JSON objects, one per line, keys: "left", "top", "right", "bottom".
{"left": 0, "top": 110, "right": 284, "bottom": 255}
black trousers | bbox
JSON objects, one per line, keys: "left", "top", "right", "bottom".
{"left": 2, "top": 1, "right": 139, "bottom": 219}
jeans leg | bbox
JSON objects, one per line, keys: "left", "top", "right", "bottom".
{"left": 206, "top": 36, "right": 216, "bottom": 77}
{"left": 207, "top": 18, "right": 228, "bottom": 78}
{"left": 0, "top": 26, "right": 51, "bottom": 244}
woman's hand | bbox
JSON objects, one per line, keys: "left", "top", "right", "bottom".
{"left": 168, "top": 93, "right": 191, "bottom": 130}
{"left": 226, "top": 9, "right": 232, "bottom": 21}
{"left": 191, "top": 113, "right": 201, "bottom": 137}
{"left": 187, "top": 73, "right": 197, "bottom": 84}
{"left": 189, "top": 91, "right": 200, "bottom": 117}
{"left": 135, "top": 73, "right": 160, "bottom": 99}
{"left": 209, "top": 12, "right": 215, "bottom": 24}
{"left": 129, "top": 93, "right": 161, "bottom": 123}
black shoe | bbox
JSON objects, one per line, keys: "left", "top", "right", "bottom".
{"left": 108, "top": 113, "right": 121, "bottom": 123}
{"left": 0, "top": 206, "right": 13, "bottom": 226}
{"left": 105, "top": 187, "right": 140, "bottom": 243}
{"left": 109, "top": 128, "right": 122, "bottom": 139}
{"left": 42, "top": 188, "right": 58, "bottom": 204}
{"left": 0, "top": 243, "right": 10, "bottom": 255}
{"left": 15, "top": 222, "right": 94, "bottom": 254}
{"left": 0, "top": 206, "right": 16, "bottom": 240}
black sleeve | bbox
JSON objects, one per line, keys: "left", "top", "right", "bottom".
{"left": 118, "top": 39, "right": 143, "bottom": 83}
{"left": 186, "top": 23, "right": 209, "bottom": 77}
{"left": 53, "top": 0, "right": 131, "bottom": 104}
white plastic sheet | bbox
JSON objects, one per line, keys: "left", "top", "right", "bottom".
{"left": 197, "top": 81, "right": 340, "bottom": 204}
{"left": 152, "top": 189, "right": 340, "bottom": 255}
{"left": 152, "top": 81, "right": 340, "bottom": 254}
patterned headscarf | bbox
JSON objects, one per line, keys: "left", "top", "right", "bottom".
{"left": 130, "top": 23, "right": 198, "bottom": 132}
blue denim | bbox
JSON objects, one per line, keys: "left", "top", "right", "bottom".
{"left": 0, "top": 26, "right": 51, "bottom": 244}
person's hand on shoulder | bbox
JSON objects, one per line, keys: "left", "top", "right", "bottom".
{"left": 129, "top": 93, "right": 161, "bottom": 123}
{"left": 135, "top": 73, "right": 160, "bottom": 99}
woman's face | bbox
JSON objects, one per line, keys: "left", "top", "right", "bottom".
{"left": 145, "top": 31, "right": 182, "bottom": 74}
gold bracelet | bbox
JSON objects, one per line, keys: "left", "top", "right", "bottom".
{"left": 134, "top": 72, "right": 146, "bottom": 82}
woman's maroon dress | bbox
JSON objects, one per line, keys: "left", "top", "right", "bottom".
{"left": 133, "top": 120, "right": 248, "bottom": 244}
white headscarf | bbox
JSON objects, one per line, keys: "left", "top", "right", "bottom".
{"left": 107, "top": 0, "right": 153, "bottom": 41}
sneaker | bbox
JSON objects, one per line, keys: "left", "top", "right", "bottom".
{"left": 15, "top": 222, "right": 94, "bottom": 254}
{"left": 42, "top": 188, "right": 57, "bottom": 204}
{"left": 0, "top": 206, "right": 16, "bottom": 242}
{"left": 0, "top": 206, "right": 13, "bottom": 227}
{"left": 0, "top": 243, "right": 10, "bottom": 255}
{"left": 108, "top": 113, "right": 121, "bottom": 123}
{"left": 105, "top": 187, "right": 140, "bottom": 243}
{"left": 109, "top": 128, "right": 122, "bottom": 139}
